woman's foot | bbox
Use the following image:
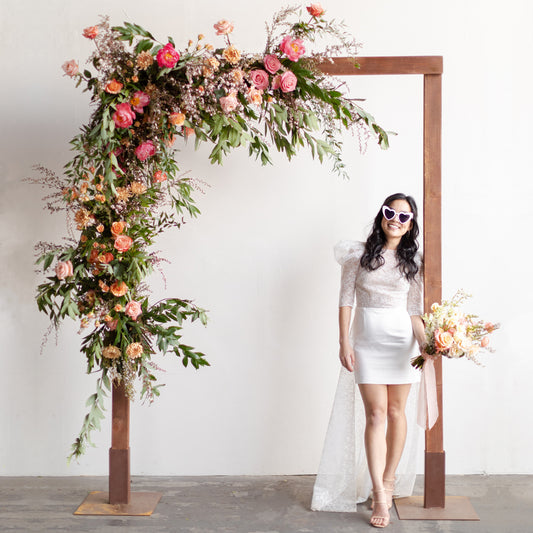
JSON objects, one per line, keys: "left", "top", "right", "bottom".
{"left": 383, "top": 477, "right": 396, "bottom": 509}
{"left": 370, "top": 489, "right": 390, "bottom": 528}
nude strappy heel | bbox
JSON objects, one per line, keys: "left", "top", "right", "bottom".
{"left": 370, "top": 489, "right": 390, "bottom": 528}
{"left": 383, "top": 477, "right": 396, "bottom": 509}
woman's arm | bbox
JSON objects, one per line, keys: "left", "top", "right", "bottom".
{"left": 339, "top": 306, "right": 355, "bottom": 371}
{"left": 410, "top": 315, "right": 426, "bottom": 350}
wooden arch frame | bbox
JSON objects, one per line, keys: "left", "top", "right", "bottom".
{"left": 319, "top": 56, "right": 445, "bottom": 510}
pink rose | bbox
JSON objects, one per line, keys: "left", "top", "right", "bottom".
{"left": 125, "top": 300, "right": 142, "bottom": 321}
{"left": 62, "top": 60, "right": 79, "bottom": 77}
{"left": 130, "top": 91, "right": 150, "bottom": 113}
{"left": 112, "top": 103, "right": 136, "bottom": 129}
{"left": 263, "top": 54, "right": 281, "bottom": 74}
{"left": 249, "top": 69, "right": 269, "bottom": 91}
{"left": 271, "top": 75, "right": 281, "bottom": 90}
{"left": 114, "top": 235, "right": 133, "bottom": 253}
{"left": 279, "top": 36, "right": 306, "bottom": 61}
{"left": 83, "top": 26, "right": 99, "bottom": 39}
{"left": 279, "top": 71, "right": 297, "bottom": 92}
{"left": 213, "top": 19, "right": 234, "bottom": 35}
{"left": 219, "top": 92, "right": 239, "bottom": 113}
{"left": 306, "top": 3, "right": 325, "bottom": 17}
{"left": 55, "top": 260, "right": 73, "bottom": 280}
{"left": 156, "top": 43, "right": 180, "bottom": 68}
{"left": 153, "top": 170, "right": 168, "bottom": 183}
{"left": 135, "top": 140, "right": 157, "bottom": 161}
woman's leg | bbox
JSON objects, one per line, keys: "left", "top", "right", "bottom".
{"left": 383, "top": 384, "right": 412, "bottom": 483}
{"left": 359, "top": 384, "right": 389, "bottom": 526}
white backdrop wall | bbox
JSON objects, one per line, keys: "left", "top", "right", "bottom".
{"left": 1, "top": 0, "right": 532, "bottom": 476}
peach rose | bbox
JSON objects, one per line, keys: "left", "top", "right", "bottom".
{"left": 231, "top": 69, "right": 244, "bottom": 83}
{"left": 135, "top": 140, "right": 157, "bottom": 161}
{"left": 279, "top": 71, "right": 297, "bottom": 92}
{"left": 110, "top": 281, "right": 128, "bottom": 297}
{"left": 125, "top": 300, "right": 142, "bottom": 321}
{"left": 55, "top": 260, "right": 74, "bottom": 280}
{"left": 219, "top": 92, "right": 239, "bottom": 113}
{"left": 83, "top": 26, "right": 99, "bottom": 39}
{"left": 169, "top": 112, "right": 185, "bottom": 126}
{"left": 105, "top": 78, "right": 123, "bottom": 94}
{"left": 250, "top": 69, "right": 269, "bottom": 91}
{"left": 153, "top": 170, "right": 168, "bottom": 183}
{"left": 114, "top": 304, "right": 123, "bottom": 312}
{"left": 126, "top": 342, "right": 143, "bottom": 359}
{"left": 263, "top": 54, "right": 281, "bottom": 74}
{"left": 103, "top": 345, "right": 121, "bottom": 359}
{"left": 223, "top": 45, "right": 241, "bottom": 64}
{"left": 111, "top": 221, "right": 126, "bottom": 237}
{"left": 279, "top": 36, "right": 306, "bottom": 61}
{"left": 156, "top": 43, "right": 180, "bottom": 68}
{"left": 213, "top": 19, "right": 234, "bottom": 35}
{"left": 62, "top": 60, "right": 79, "bottom": 77}
{"left": 484, "top": 322, "right": 495, "bottom": 333}
{"left": 114, "top": 235, "right": 133, "bottom": 252}
{"left": 306, "top": 3, "right": 325, "bottom": 17}
{"left": 112, "top": 102, "right": 135, "bottom": 129}
{"left": 246, "top": 87, "right": 263, "bottom": 106}
{"left": 481, "top": 337, "right": 490, "bottom": 348}
{"left": 434, "top": 328, "right": 453, "bottom": 352}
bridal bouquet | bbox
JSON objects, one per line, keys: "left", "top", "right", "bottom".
{"left": 412, "top": 290, "right": 499, "bottom": 369}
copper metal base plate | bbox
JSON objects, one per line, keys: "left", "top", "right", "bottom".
{"left": 395, "top": 495, "right": 479, "bottom": 520}
{"left": 74, "top": 491, "right": 162, "bottom": 516}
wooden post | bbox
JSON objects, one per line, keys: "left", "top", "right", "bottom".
{"left": 109, "top": 381, "right": 131, "bottom": 504}
{"left": 423, "top": 72, "right": 445, "bottom": 508}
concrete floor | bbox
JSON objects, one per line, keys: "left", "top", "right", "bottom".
{"left": 1, "top": 475, "right": 532, "bottom": 533}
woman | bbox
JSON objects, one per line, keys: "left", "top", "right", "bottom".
{"left": 312, "top": 193, "right": 425, "bottom": 528}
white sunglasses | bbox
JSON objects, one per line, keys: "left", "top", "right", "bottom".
{"left": 382, "top": 205, "right": 413, "bottom": 224}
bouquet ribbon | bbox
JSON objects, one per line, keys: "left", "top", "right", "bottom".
{"left": 417, "top": 355, "right": 439, "bottom": 430}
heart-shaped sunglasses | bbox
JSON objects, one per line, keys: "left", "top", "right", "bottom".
{"left": 382, "top": 205, "right": 413, "bottom": 225}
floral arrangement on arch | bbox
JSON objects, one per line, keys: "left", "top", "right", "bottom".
{"left": 31, "top": 4, "right": 389, "bottom": 460}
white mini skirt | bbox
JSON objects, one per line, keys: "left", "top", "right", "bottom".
{"left": 351, "top": 307, "right": 420, "bottom": 384}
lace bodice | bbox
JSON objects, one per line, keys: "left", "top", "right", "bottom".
{"left": 335, "top": 241, "right": 423, "bottom": 315}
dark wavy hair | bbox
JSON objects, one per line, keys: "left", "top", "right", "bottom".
{"left": 360, "top": 193, "right": 420, "bottom": 280}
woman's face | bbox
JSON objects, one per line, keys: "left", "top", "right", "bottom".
{"left": 380, "top": 198, "right": 413, "bottom": 243}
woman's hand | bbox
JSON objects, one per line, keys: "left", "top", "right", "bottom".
{"left": 339, "top": 343, "right": 355, "bottom": 372}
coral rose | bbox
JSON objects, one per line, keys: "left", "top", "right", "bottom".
{"left": 105, "top": 78, "right": 123, "bottom": 94}
{"left": 213, "top": 19, "right": 234, "bottom": 35}
{"left": 83, "top": 26, "right": 99, "bottom": 39}
{"left": 112, "top": 103, "right": 135, "bottom": 129}
{"left": 135, "top": 141, "right": 157, "bottom": 161}
{"left": 484, "top": 322, "right": 495, "bottom": 333}
{"left": 263, "top": 54, "right": 281, "bottom": 74}
{"left": 153, "top": 170, "right": 168, "bottom": 183}
{"left": 62, "top": 60, "right": 79, "bottom": 77}
{"left": 114, "top": 235, "right": 133, "bottom": 252}
{"left": 130, "top": 91, "right": 150, "bottom": 113}
{"left": 111, "top": 221, "right": 126, "bottom": 237}
{"left": 126, "top": 342, "right": 144, "bottom": 359}
{"left": 103, "top": 345, "right": 121, "bottom": 359}
{"left": 169, "top": 112, "right": 185, "bottom": 126}
{"left": 246, "top": 87, "right": 263, "bottom": 106}
{"left": 434, "top": 328, "right": 453, "bottom": 352}
{"left": 223, "top": 45, "right": 241, "bottom": 64}
{"left": 125, "top": 300, "right": 142, "bottom": 321}
{"left": 279, "top": 36, "right": 306, "bottom": 61}
{"left": 55, "top": 260, "right": 74, "bottom": 280}
{"left": 306, "top": 3, "right": 325, "bottom": 17}
{"left": 110, "top": 281, "right": 128, "bottom": 297}
{"left": 280, "top": 71, "right": 297, "bottom": 92}
{"left": 156, "top": 43, "right": 180, "bottom": 68}
{"left": 250, "top": 69, "right": 269, "bottom": 91}
{"left": 219, "top": 92, "right": 239, "bottom": 113}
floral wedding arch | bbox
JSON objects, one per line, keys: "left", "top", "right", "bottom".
{"left": 32, "top": 5, "right": 391, "bottom": 461}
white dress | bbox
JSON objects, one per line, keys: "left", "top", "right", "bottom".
{"left": 311, "top": 240, "right": 423, "bottom": 512}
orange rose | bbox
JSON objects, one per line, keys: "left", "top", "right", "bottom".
{"left": 110, "top": 281, "right": 128, "bottom": 297}
{"left": 105, "top": 78, "right": 123, "bottom": 94}
{"left": 111, "top": 221, "right": 126, "bottom": 237}
{"left": 169, "top": 112, "right": 185, "bottom": 126}
{"left": 83, "top": 26, "right": 99, "bottom": 39}
{"left": 114, "top": 235, "right": 133, "bottom": 253}
{"left": 434, "top": 328, "right": 453, "bottom": 352}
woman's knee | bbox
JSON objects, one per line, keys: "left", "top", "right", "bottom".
{"left": 366, "top": 406, "right": 387, "bottom": 426}
{"left": 387, "top": 404, "right": 406, "bottom": 423}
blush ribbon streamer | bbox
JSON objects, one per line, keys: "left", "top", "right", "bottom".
{"left": 417, "top": 355, "right": 439, "bottom": 430}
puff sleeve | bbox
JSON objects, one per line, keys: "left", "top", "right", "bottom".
{"left": 334, "top": 241, "right": 364, "bottom": 308}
